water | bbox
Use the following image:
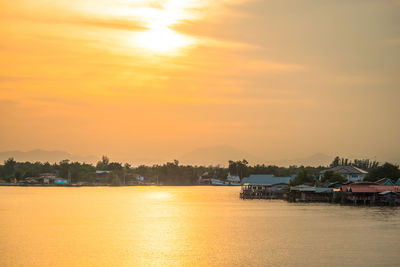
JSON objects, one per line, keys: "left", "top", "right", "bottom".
{"left": 0, "top": 186, "right": 399, "bottom": 266}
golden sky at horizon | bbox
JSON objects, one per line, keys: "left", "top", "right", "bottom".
{"left": 1, "top": 0, "right": 399, "bottom": 164}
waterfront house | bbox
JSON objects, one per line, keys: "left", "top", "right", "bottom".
{"left": 21, "top": 174, "right": 57, "bottom": 185}
{"left": 289, "top": 185, "right": 333, "bottom": 202}
{"left": 341, "top": 183, "right": 400, "bottom": 205}
{"left": 240, "top": 183, "right": 289, "bottom": 199}
{"left": 319, "top": 166, "right": 368, "bottom": 182}
{"left": 39, "top": 173, "right": 57, "bottom": 184}
{"left": 241, "top": 174, "right": 291, "bottom": 185}
{"left": 240, "top": 175, "right": 291, "bottom": 199}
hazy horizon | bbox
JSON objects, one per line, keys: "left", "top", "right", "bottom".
{"left": 1, "top": 0, "right": 399, "bottom": 165}
{"left": 0, "top": 147, "right": 395, "bottom": 168}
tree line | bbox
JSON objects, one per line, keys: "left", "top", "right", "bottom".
{"left": 0, "top": 156, "right": 398, "bottom": 185}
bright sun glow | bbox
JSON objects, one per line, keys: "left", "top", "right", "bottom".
{"left": 129, "top": 3, "right": 197, "bottom": 54}
{"left": 72, "top": 0, "right": 200, "bottom": 54}
{"left": 135, "top": 27, "right": 193, "bottom": 54}
{"left": 147, "top": 191, "right": 172, "bottom": 200}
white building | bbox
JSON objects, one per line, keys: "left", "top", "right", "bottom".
{"left": 319, "top": 166, "right": 368, "bottom": 182}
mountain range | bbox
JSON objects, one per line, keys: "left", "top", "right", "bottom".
{"left": 0, "top": 149, "right": 98, "bottom": 164}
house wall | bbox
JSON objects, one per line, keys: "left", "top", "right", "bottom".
{"left": 320, "top": 173, "right": 366, "bottom": 182}
{"left": 345, "top": 174, "right": 366, "bottom": 182}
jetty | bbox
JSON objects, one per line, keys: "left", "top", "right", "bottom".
{"left": 239, "top": 174, "right": 291, "bottom": 199}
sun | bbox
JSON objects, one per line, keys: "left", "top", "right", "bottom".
{"left": 135, "top": 27, "right": 193, "bottom": 54}
{"left": 128, "top": 3, "right": 196, "bottom": 55}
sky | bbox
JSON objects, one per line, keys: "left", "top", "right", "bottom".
{"left": 0, "top": 0, "right": 399, "bottom": 164}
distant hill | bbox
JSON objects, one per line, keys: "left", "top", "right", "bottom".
{"left": 180, "top": 145, "right": 263, "bottom": 166}
{"left": 180, "top": 146, "right": 332, "bottom": 167}
{"left": 0, "top": 149, "right": 98, "bottom": 163}
{"left": 273, "top": 153, "right": 332, "bottom": 167}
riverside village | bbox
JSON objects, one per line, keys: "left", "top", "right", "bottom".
{"left": 1, "top": 156, "right": 399, "bottom": 206}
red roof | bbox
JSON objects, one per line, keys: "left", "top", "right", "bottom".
{"left": 342, "top": 184, "right": 400, "bottom": 193}
{"left": 349, "top": 186, "right": 378, "bottom": 193}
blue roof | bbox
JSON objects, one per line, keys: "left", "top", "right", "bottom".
{"left": 315, "top": 187, "right": 333, "bottom": 193}
{"left": 291, "top": 185, "right": 333, "bottom": 193}
{"left": 241, "top": 174, "right": 291, "bottom": 185}
{"left": 383, "top": 179, "right": 394, "bottom": 185}
{"left": 395, "top": 178, "right": 400, "bottom": 185}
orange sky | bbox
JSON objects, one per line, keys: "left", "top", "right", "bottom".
{"left": 1, "top": 0, "right": 399, "bottom": 164}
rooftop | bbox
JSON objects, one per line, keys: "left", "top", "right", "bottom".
{"left": 376, "top": 178, "right": 394, "bottom": 185}
{"left": 342, "top": 184, "right": 400, "bottom": 193}
{"left": 291, "top": 185, "right": 333, "bottom": 193}
{"left": 241, "top": 174, "right": 291, "bottom": 185}
{"left": 96, "top": 170, "right": 110, "bottom": 174}
{"left": 320, "top": 165, "right": 368, "bottom": 175}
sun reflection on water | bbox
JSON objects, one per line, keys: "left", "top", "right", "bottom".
{"left": 146, "top": 190, "right": 172, "bottom": 200}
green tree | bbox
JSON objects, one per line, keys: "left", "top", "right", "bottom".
{"left": 322, "top": 171, "right": 346, "bottom": 183}
{"left": 4, "top": 158, "right": 16, "bottom": 181}
{"left": 111, "top": 174, "right": 121, "bottom": 186}
{"left": 330, "top": 156, "right": 340, "bottom": 167}
{"left": 365, "top": 163, "right": 400, "bottom": 182}
{"left": 228, "top": 159, "right": 248, "bottom": 179}
{"left": 292, "top": 169, "right": 314, "bottom": 185}
{"left": 96, "top": 155, "right": 110, "bottom": 170}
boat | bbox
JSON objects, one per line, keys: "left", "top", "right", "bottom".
{"left": 198, "top": 172, "right": 225, "bottom": 185}
{"left": 224, "top": 173, "right": 241, "bottom": 186}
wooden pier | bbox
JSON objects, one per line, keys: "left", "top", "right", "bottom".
{"left": 240, "top": 183, "right": 288, "bottom": 199}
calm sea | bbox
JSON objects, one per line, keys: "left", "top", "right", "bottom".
{"left": 0, "top": 186, "right": 399, "bottom": 266}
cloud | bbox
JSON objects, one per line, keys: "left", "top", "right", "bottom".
{"left": 56, "top": 16, "right": 147, "bottom": 31}
{"left": 0, "top": 76, "right": 33, "bottom": 82}
{"left": 5, "top": 13, "right": 147, "bottom": 32}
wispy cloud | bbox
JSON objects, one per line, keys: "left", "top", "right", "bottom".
{"left": 9, "top": 13, "right": 147, "bottom": 32}
{"left": 0, "top": 76, "right": 33, "bottom": 82}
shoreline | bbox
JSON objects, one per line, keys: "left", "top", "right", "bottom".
{"left": 0, "top": 184, "right": 240, "bottom": 187}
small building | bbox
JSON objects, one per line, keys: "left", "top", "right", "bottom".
{"left": 95, "top": 170, "right": 110, "bottom": 181}
{"left": 241, "top": 174, "right": 291, "bottom": 185}
{"left": 341, "top": 183, "right": 400, "bottom": 205}
{"left": 240, "top": 174, "right": 291, "bottom": 199}
{"left": 39, "top": 173, "right": 57, "bottom": 184}
{"left": 240, "top": 183, "right": 289, "bottom": 199}
{"left": 54, "top": 178, "right": 69, "bottom": 185}
{"left": 319, "top": 166, "right": 368, "bottom": 182}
